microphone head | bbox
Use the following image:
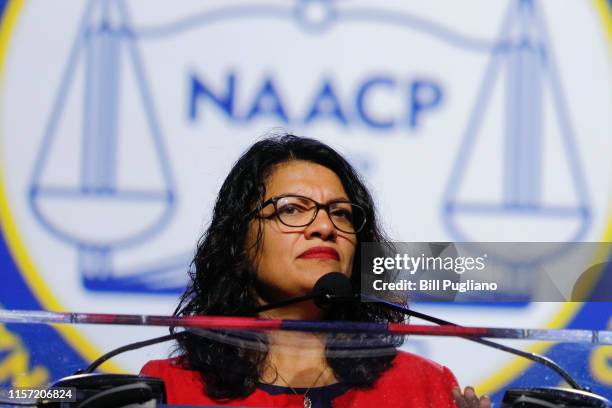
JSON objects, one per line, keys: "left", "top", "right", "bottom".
{"left": 312, "top": 272, "right": 353, "bottom": 308}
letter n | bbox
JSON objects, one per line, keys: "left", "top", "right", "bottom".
{"left": 189, "top": 72, "right": 235, "bottom": 121}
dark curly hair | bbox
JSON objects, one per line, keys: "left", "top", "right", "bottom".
{"left": 172, "top": 134, "right": 404, "bottom": 401}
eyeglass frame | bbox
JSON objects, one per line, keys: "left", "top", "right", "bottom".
{"left": 252, "top": 194, "right": 367, "bottom": 234}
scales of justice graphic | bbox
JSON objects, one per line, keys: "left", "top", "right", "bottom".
{"left": 27, "top": 0, "right": 591, "bottom": 296}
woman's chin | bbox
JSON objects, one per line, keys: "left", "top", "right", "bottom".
{"left": 299, "top": 258, "right": 345, "bottom": 273}
{"left": 299, "top": 270, "right": 338, "bottom": 292}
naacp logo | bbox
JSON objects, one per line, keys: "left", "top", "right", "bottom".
{"left": 20, "top": 0, "right": 604, "bottom": 297}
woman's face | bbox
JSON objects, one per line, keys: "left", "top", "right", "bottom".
{"left": 248, "top": 160, "right": 357, "bottom": 303}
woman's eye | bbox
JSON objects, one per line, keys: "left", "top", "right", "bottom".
{"left": 331, "top": 209, "right": 352, "bottom": 220}
{"left": 277, "top": 204, "right": 302, "bottom": 215}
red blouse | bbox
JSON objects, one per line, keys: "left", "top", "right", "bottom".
{"left": 140, "top": 351, "right": 459, "bottom": 407}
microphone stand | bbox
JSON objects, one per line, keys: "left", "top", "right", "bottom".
{"left": 361, "top": 294, "right": 584, "bottom": 390}
{"left": 359, "top": 294, "right": 611, "bottom": 407}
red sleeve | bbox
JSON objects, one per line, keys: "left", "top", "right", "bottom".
{"left": 392, "top": 351, "right": 459, "bottom": 407}
{"left": 139, "top": 358, "right": 217, "bottom": 405}
{"left": 444, "top": 364, "right": 459, "bottom": 389}
{"left": 140, "top": 360, "right": 163, "bottom": 377}
{"left": 334, "top": 351, "right": 459, "bottom": 407}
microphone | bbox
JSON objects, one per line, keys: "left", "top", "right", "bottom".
{"left": 312, "top": 271, "right": 353, "bottom": 308}
{"left": 249, "top": 271, "right": 353, "bottom": 313}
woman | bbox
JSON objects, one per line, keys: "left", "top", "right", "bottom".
{"left": 141, "top": 135, "right": 491, "bottom": 407}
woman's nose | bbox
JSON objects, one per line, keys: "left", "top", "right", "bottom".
{"left": 304, "top": 208, "right": 337, "bottom": 240}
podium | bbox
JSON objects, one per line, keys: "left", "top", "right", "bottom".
{"left": 0, "top": 309, "right": 610, "bottom": 407}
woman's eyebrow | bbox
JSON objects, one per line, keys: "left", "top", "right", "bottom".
{"left": 327, "top": 196, "right": 351, "bottom": 202}
{"left": 281, "top": 193, "right": 351, "bottom": 202}
{"left": 268, "top": 192, "right": 352, "bottom": 203}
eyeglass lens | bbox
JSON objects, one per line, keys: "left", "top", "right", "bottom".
{"left": 274, "top": 196, "right": 364, "bottom": 233}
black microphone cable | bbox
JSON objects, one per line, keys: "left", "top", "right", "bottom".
{"left": 79, "top": 332, "right": 189, "bottom": 374}
{"left": 359, "top": 293, "right": 586, "bottom": 391}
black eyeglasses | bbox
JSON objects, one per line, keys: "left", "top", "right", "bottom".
{"left": 255, "top": 194, "right": 367, "bottom": 234}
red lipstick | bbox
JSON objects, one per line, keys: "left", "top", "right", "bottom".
{"left": 298, "top": 246, "right": 340, "bottom": 260}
